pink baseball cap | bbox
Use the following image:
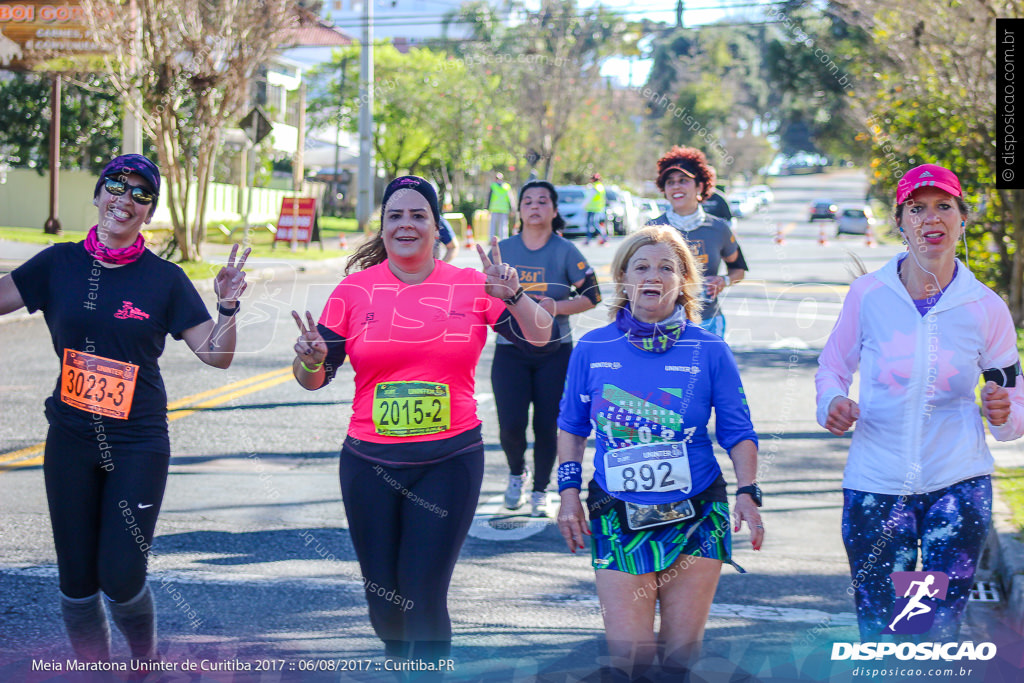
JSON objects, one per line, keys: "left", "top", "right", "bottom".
{"left": 897, "top": 164, "right": 962, "bottom": 205}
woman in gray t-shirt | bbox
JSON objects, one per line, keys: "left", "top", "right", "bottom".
{"left": 490, "top": 181, "right": 602, "bottom": 516}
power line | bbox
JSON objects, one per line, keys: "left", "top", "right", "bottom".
{"left": 325, "top": 1, "right": 788, "bottom": 28}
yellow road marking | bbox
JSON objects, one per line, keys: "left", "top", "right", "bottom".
{"left": 0, "top": 444, "right": 44, "bottom": 465}
{"left": 166, "top": 367, "right": 292, "bottom": 410}
{"left": 168, "top": 372, "right": 295, "bottom": 421}
{"left": 0, "top": 366, "right": 294, "bottom": 471}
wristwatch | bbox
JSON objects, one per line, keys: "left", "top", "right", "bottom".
{"left": 503, "top": 286, "right": 525, "bottom": 306}
{"left": 723, "top": 274, "right": 731, "bottom": 287}
{"left": 736, "top": 483, "right": 762, "bottom": 507}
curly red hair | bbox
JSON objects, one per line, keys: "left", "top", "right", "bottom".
{"left": 655, "top": 146, "right": 716, "bottom": 201}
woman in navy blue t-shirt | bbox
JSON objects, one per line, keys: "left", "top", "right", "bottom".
{"left": 0, "top": 155, "right": 249, "bottom": 664}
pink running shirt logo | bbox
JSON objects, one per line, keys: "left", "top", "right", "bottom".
{"left": 114, "top": 301, "right": 150, "bottom": 320}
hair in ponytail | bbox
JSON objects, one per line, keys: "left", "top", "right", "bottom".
{"left": 345, "top": 232, "right": 388, "bottom": 275}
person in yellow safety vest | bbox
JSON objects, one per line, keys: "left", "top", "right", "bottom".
{"left": 584, "top": 173, "right": 608, "bottom": 246}
{"left": 487, "top": 172, "right": 515, "bottom": 240}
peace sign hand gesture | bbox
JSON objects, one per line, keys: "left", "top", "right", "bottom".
{"left": 292, "top": 310, "right": 327, "bottom": 367}
{"left": 477, "top": 236, "right": 521, "bottom": 301}
{"left": 214, "top": 244, "right": 251, "bottom": 304}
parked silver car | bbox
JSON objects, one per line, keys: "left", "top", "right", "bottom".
{"left": 836, "top": 206, "right": 876, "bottom": 236}
{"left": 554, "top": 185, "right": 588, "bottom": 237}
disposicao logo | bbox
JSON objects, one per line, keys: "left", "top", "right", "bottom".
{"left": 884, "top": 571, "right": 948, "bottom": 635}
{"left": 831, "top": 570, "right": 996, "bottom": 663}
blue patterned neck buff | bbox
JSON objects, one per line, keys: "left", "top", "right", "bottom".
{"left": 615, "top": 303, "right": 687, "bottom": 353}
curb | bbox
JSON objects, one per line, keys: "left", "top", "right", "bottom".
{"left": 992, "top": 476, "right": 1024, "bottom": 634}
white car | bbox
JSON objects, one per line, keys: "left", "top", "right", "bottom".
{"left": 635, "top": 198, "right": 663, "bottom": 226}
{"left": 554, "top": 185, "right": 588, "bottom": 237}
{"left": 749, "top": 185, "right": 774, "bottom": 208}
{"left": 727, "top": 192, "right": 758, "bottom": 218}
{"left": 836, "top": 206, "right": 876, "bottom": 235}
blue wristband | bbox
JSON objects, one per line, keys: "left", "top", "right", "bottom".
{"left": 557, "top": 461, "right": 583, "bottom": 492}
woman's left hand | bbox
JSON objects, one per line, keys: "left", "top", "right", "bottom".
{"left": 982, "top": 380, "right": 1011, "bottom": 426}
{"left": 478, "top": 237, "right": 521, "bottom": 301}
{"left": 733, "top": 495, "right": 764, "bottom": 551}
{"left": 705, "top": 275, "right": 728, "bottom": 298}
{"left": 213, "top": 244, "right": 251, "bottom": 305}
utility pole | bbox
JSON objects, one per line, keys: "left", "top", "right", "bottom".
{"left": 356, "top": 0, "right": 374, "bottom": 233}
{"left": 332, "top": 56, "right": 349, "bottom": 216}
{"left": 122, "top": 0, "right": 143, "bottom": 154}
{"left": 43, "top": 75, "right": 62, "bottom": 235}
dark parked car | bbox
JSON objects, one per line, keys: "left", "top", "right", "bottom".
{"left": 809, "top": 200, "right": 838, "bottom": 222}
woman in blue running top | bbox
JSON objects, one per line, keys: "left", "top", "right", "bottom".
{"left": 556, "top": 226, "right": 763, "bottom": 682}
{"left": 0, "top": 154, "right": 249, "bottom": 664}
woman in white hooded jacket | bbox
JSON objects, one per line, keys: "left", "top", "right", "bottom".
{"left": 816, "top": 163, "right": 1024, "bottom": 640}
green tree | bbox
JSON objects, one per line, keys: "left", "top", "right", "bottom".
{"left": 761, "top": 2, "right": 869, "bottom": 161}
{"left": 0, "top": 73, "right": 121, "bottom": 173}
{"left": 307, "top": 44, "right": 516, "bottom": 205}
{"left": 449, "top": 0, "right": 630, "bottom": 181}
{"left": 830, "top": 0, "right": 1024, "bottom": 320}
{"left": 79, "top": 0, "right": 300, "bottom": 261}
{"left": 644, "top": 23, "right": 778, "bottom": 179}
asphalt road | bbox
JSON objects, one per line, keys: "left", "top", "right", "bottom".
{"left": 2, "top": 170, "right": 1023, "bottom": 682}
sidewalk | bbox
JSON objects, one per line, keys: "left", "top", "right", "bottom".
{"left": 989, "top": 438, "right": 1024, "bottom": 633}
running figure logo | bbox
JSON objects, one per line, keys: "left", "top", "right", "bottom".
{"left": 883, "top": 571, "right": 949, "bottom": 635}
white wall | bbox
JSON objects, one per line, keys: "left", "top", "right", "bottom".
{"left": 0, "top": 168, "right": 319, "bottom": 231}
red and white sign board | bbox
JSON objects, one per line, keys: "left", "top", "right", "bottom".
{"left": 274, "top": 198, "right": 317, "bottom": 244}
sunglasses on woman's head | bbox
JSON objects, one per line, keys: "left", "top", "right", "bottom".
{"left": 104, "top": 177, "right": 157, "bottom": 205}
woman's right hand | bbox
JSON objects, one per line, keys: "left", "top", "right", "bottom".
{"left": 557, "top": 490, "right": 590, "bottom": 553}
{"left": 292, "top": 310, "right": 327, "bottom": 366}
{"left": 826, "top": 396, "right": 860, "bottom": 435}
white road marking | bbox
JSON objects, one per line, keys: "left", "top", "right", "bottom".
{"left": 0, "top": 564, "right": 857, "bottom": 626}
{"left": 467, "top": 493, "right": 554, "bottom": 541}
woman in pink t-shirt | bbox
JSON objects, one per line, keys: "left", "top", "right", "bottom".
{"left": 290, "top": 176, "right": 554, "bottom": 665}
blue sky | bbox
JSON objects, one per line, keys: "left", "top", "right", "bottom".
{"left": 292, "top": 0, "right": 772, "bottom": 85}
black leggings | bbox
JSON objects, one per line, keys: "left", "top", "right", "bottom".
{"left": 338, "top": 443, "right": 484, "bottom": 660}
{"left": 490, "top": 343, "right": 573, "bottom": 492}
{"left": 44, "top": 422, "right": 169, "bottom": 602}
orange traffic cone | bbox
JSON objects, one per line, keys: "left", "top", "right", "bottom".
{"left": 464, "top": 223, "right": 476, "bottom": 249}
{"left": 773, "top": 223, "right": 786, "bottom": 245}
{"left": 818, "top": 222, "right": 829, "bottom": 247}
{"left": 865, "top": 225, "right": 877, "bottom": 248}
{"left": 339, "top": 232, "right": 349, "bottom": 250}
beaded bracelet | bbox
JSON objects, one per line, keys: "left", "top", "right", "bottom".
{"left": 557, "top": 461, "right": 583, "bottom": 492}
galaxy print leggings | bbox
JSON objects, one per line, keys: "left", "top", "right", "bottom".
{"left": 842, "top": 475, "right": 992, "bottom": 641}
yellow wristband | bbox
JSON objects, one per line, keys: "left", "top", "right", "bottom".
{"left": 301, "top": 360, "right": 324, "bottom": 373}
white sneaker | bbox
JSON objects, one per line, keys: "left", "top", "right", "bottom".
{"left": 505, "top": 471, "right": 529, "bottom": 510}
{"left": 530, "top": 491, "right": 549, "bottom": 517}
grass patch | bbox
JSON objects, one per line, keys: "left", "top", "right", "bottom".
{"left": 0, "top": 226, "right": 88, "bottom": 244}
{"left": 996, "top": 467, "right": 1024, "bottom": 539}
{"left": 202, "top": 222, "right": 351, "bottom": 263}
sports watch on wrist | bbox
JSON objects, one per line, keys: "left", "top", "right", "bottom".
{"left": 503, "top": 286, "right": 525, "bottom": 306}
{"left": 736, "top": 483, "right": 762, "bottom": 507}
